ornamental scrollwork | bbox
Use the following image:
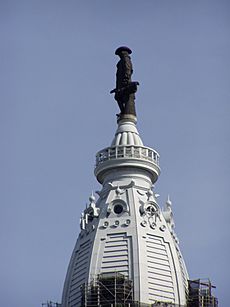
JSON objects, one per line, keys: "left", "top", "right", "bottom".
{"left": 139, "top": 201, "right": 161, "bottom": 229}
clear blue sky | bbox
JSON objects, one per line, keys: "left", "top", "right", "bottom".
{"left": 1, "top": 1, "right": 229, "bottom": 306}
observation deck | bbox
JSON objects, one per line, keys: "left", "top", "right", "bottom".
{"left": 95, "top": 144, "right": 160, "bottom": 184}
{"left": 94, "top": 117, "right": 160, "bottom": 184}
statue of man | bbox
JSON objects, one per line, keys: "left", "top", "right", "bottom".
{"left": 110, "top": 46, "right": 139, "bottom": 117}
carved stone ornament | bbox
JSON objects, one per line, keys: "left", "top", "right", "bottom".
{"left": 162, "top": 196, "right": 180, "bottom": 244}
{"left": 139, "top": 201, "right": 161, "bottom": 228}
{"left": 80, "top": 194, "right": 100, "bottom": 230}
{"left": 96, "top": 180, "right": 135, "bottom": 199}
{"left": 162, "top": 196, "right": 175, "bottom": 232}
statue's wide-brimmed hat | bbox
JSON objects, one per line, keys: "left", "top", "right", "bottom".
{"left": 115, "top": 46, "right": 132, "bottom": 56}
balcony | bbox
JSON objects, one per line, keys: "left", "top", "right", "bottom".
{"left": 95, "top": 145, "right": 160, "bottom": 167}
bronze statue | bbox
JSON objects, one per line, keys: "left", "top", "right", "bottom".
{"left": 110, "top": 46, "right": 139, "bottom": 118}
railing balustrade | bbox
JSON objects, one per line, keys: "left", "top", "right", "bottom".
{"left": 96, "top": 145, "right": 160, "bottom": 167}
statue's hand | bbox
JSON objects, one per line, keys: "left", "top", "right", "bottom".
{"left": 110, "top": 88, "right": 116, "bottom": 94}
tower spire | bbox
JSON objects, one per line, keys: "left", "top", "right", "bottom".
{"left": 61, "top": 47, "right": 190, "bottom": 307}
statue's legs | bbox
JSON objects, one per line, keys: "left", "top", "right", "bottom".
{"left": 124, "top": 94, "right": 136, "bottom": 116}
{"left": 117, "top": 100, "right": 125, "bottom": 113}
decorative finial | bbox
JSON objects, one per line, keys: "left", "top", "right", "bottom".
{"left": 162, "top": 195, "right": 175, "bottom": 232}
{"left": 89, "top": 191, "right": 96, "bottom": 203}
{"left": 110, "top": 46, "right": 139, "bottom": 120}
{"left": 166, "top": 195, "right": 172, "bottom": 206}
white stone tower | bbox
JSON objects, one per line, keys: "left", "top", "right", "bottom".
{"left": 61, "top": 47, "right": 189, "bottom": 306}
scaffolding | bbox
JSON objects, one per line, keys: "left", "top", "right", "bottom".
{"left": 187, "top": 279, "right": 218, "bottom": 307}
{"left": 41, "top": 276, "right": 218, "bottom": 307}
{"left": 81, "top": 272, "right": 185, "bottom": 307}
{"left": 81, "top": 272, "right": 133, "bottom": 306}
{"left": 42, "top": 301, "right": 61, "bottom": 307}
